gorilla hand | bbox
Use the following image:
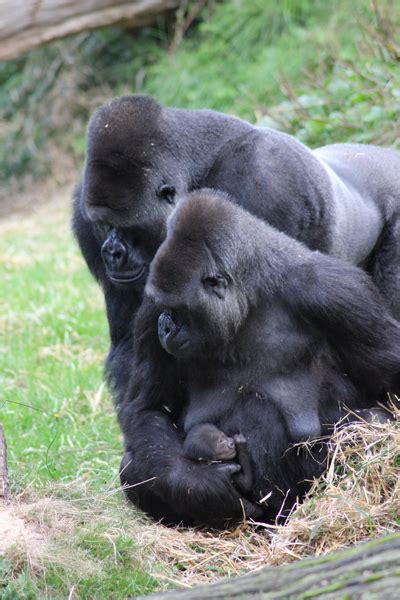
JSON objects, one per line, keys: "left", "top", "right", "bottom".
{"left": 120, "top": 450, "right": 262, "bottom": 526}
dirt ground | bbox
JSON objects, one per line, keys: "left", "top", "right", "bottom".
{"left": 0, "top": 504, "right": 47, "bottom": 556}
{"left": 0, "top": 157, "right": 75, "bottom": 220}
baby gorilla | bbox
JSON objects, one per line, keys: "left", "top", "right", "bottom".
{"left": 184, "top": 424, "right": 253, "bottom": 492}
{"left": 184, "top": 423, "right": 236, "bottom": 461}
{"left": 147, "top": 189, "right": 400, "bottom": 449}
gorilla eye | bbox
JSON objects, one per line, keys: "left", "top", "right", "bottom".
{"left": 157, "top": 185, "right": 176, "bottom": 204}
{"left": 202, "top": 274, "right": 228, "bottom": 299}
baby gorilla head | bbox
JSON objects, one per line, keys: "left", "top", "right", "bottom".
{"left": 183, "top": 424, "right": 237, "bottom": 462}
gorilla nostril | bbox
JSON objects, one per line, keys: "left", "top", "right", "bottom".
{"left": 158, "top": 312, "right": 179, "bottom": 347}
{"left": 101, "top": 236, "right": 127, "bottom": 270}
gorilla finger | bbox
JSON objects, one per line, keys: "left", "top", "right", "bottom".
{"left": 214, "top": 462, "right": 241, "bottom": 475}
{"left": 241, "top": 498, "right": 265, "bottom": 520}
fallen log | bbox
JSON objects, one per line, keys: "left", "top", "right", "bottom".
{"left": 0, "top": 0, "right": 180, "bottom": 61}
{"left": 145, "top": 533, "right": 400, "bottom": 599}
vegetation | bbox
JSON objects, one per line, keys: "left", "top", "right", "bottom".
{"left": 0, "top": 0, "right": 399, "bottom": 185}
{"left": 0, "top": 1, "right": 399, "bottom": 598}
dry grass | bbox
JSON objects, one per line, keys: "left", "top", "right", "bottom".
{"left": 2, "top": 405, "right": 398, "bottom": 590}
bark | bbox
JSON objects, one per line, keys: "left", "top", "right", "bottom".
{"left": 0, "top": 424, "right": 10, "bottom": 502}
{"left": 0, "top": 0, "right": 180, "bottom": 61}
{"left": 146, "top": 533, "right": 400, "bottom": 599}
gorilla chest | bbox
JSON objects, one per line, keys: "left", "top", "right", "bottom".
{"left": 251, "top": 306, "right": 316, "bottom": 371}
{"left": 182, "top": 313, "right": 317, "bottom": 433}
{"left": 182, "top": 373, "right": 242, "bottom": 432}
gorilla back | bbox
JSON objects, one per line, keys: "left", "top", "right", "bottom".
{"left": 72, "top": 95, "right": 400, "bottom": 404}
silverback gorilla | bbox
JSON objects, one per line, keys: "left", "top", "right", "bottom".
{"left": 117, "top": 190, "right": 400, "bottom": 526}
{"left": 73, "top": 95, "right": 400, "bottom": 407}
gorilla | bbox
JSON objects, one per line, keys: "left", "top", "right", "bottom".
{"left": 183, "top": 423, "right": 237, "bottom": 462}
{"left": 119, "top": 190, "right": 400, "bottom": 527}
{"left": 183, "top": 426, "right": 253, "bottom": 493}
{"left": 72, "top": 95, "right": 400, "bottom": 406}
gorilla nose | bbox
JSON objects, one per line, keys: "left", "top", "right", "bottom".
{"left": 158, "top": 311, "right": 180, "bottom": 352}
{"left": 101, "top": 236, "right": 127, "bottom": 271}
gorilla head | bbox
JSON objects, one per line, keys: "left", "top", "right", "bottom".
{"left": 81, "top": 95, "right": 188, "bottom": 287}
{"left": 183, "top": 423, "right": 237, "bottom": 462}
{"left": 146, "top": 189, "right": 267, "bottom": 359}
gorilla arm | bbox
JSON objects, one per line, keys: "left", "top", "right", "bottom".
{"left": 285, "top": 254, "right": 400, "bottom": 396}
{"left": 119, "top": 299, "right": 261, "bottom": 526}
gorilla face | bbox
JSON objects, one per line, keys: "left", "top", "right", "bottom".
{"left": 83, "top": 153, "right": 178, "bottom": 230}
{"left": 99, "top": 227, "right": 154, "bottom": 287}
{"left": 146, "top": 193, "right": 250, "bottom": 359}
{"left": 154, "top": 270, "right": 235, "bottom": 358}
{"left": 148, "top": 250, "right": 241, "bottom": 359}
{"left": 183, "top": 423, "right": 237, "bottom": 462}
{"left": 81, "top": 96, "right": 188, "bottom": 284}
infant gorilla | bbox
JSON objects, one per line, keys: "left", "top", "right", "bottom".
{"left": 183, "top": 424, "right": 253, "bottom": 492}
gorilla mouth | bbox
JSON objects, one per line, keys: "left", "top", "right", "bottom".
{"left": 108, "top": 266, "right": 146, "bottom": 284}
{"left": 158, "top": 311, "right": 191, "bottom": 355}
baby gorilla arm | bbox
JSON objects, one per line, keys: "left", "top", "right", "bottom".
{"left": 233, "top": 434, "right": 253, "bottom": 493}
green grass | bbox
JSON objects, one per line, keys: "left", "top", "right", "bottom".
{"left": 0, "top": 207, "right": 116, "bottom": 489}
{"left": 0, "top": 199, "right": 166, "bottom": 598}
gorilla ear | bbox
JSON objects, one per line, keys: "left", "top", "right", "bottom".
{"left": 157, "top": 185, "right": 176, "bottom": 204}
{"left": 285, "top": 256, "right": 400, "bottom": 391}
{"left": 202, "top": 274, "right": 228, "bottom": 299}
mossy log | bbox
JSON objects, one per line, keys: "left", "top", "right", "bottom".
{"left": 0, "top": 1, "right": 180, "bottom": 61}
{"left": 145, "top": 533, "right": 400, "bottom": 599}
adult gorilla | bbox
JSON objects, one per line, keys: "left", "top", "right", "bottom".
{"left": 72, "top": 94, "right": 400, "bottom": 406}
{"left": 119, "top": 190, "right": 400, "bottom": 526}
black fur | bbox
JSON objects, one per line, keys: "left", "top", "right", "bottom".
{"left": 72, "top": 95, "right": 400, "bottom": 407}
{"left": 119, "top": 190, "right": 400, "bottom": 526}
